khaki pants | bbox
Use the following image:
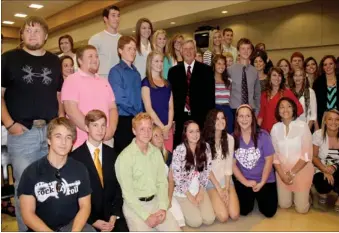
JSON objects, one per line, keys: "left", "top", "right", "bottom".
{"left": 176, "top": 190, "right": 215, "bottom": 228}
{"left": 123, "top": 197, "right": 181, "bottom": 231}
{"left": 277, "top": 182, "right": 310, "bottom": 214}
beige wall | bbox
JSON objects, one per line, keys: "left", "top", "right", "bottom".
{"left": 2, "top": 39, "right": 19, "bottom": 53}
{"left": 2, "top": 0, "right": 339, "bottom": 63}
{"left": 166, "top": 0, "right": 339, "bottom": 64}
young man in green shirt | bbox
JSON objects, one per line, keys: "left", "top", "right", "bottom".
{"left": 115, "top": 113, "right": 180, "bottom": 231}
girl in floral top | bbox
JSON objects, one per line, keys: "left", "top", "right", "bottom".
{"left": 171, "top": 120, "right": 215, "bottom": 227}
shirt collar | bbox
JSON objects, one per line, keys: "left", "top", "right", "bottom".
{"left": 86, "top": 140, "right": 103, "bottom": 156}
{"left": 131, "top": 138, "right": 155, "bottom": 156}
{"left": 104, "top": 30, "right": 120, "bottom": 37}
{"left": 184, "top": 60, "right": 195, "bottom": 71}
{"left": 120, "top": 59, "right": 138, "bottom": 71}
{"left": 77, "top": 68, "right": 100, "bottom": 78}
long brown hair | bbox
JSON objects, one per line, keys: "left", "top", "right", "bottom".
{"left": 145, "top": 51, "right": 169, "bottom": 88}
{"left": 203, "top": 109, "right": 229, "bottom": 160}
{"left": 233, "top": 105, "right": 261, "bottom": 150}
{"left": 135, "top": 18, "right": 154, "bottom": 55}
{"left": 318, "top": 55, "right": 336, "bottom": 77}
{"left": 166, "top": 34, "right": 184, "bottom": 63}
{"left": 290, "top": 68, "right": 311, "bottom": 119}
{"left": 212, "top": 54, "right": 231, "bottom": 88}
{"left": 182, "top": 121, "right": 207, "bottom": 172}
{"left": 265, "top": 67, "right": 286, "bottom": 100}
{"left": 277, "top": 58, "right": 293, "bottom": 86}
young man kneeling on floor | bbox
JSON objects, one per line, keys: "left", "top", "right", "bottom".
{"left": 17, "top": 117, "right": 95, "bottom": 232}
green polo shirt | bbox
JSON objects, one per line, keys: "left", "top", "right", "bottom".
{"left": 115, "top": 139, "right": 168, "bottom": 220}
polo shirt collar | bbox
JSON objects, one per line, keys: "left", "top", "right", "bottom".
{"left": 77, "top": 68, "right": 100, "bottom": 78}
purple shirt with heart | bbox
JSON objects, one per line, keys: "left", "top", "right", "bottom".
{"left": 234, "top": 130, "right": 276, "bottom": 183}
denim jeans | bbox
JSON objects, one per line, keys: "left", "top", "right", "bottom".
{"left": 7, "top": 125, "right": 48, "bottom": 231}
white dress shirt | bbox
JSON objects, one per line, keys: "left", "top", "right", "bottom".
{"left": 86, "top": 140, "right": 103, "bottom": 165}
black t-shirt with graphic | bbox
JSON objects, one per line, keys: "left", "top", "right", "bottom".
{"left": 17, "top": 156, "right": 92, "bottom": 231}
{"left": 1, "top": 48, "right": 63, "bottom": 129}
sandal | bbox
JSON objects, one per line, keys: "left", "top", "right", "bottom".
{"left": 1, "top": 200, "right": 16, "bottom": 217}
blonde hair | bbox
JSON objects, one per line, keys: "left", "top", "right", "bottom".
{"left": 145, "top": 51, "right": 169, "bottom": 88}
{"left": 321, "top": 109, "right": 339, "bottom": 141}
{"left": 208, "top": 30, "right": 223, "bottom": 54}
{"left": 223, "top": 52, "right": 234, "bottom": 59}
{"left": 132, "top": 112, "right": 152, "bottom": 129}
{"left": 152, "top": 125, "right": 168, "bottom": 162}
{"left": 47, "top": 117, "right": 77, "bottom": 142}
{"left": 152, "top": 29, "right": 167, "bottom": 55}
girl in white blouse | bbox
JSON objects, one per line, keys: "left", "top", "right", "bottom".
{"left": 290, "top": 68, "right": 318, "bottom": 130}
{"left": 312, "top": 109, "right": 339, "bottom": 212}
{"left": 203, "top": 109, "right": 240, "bottom": 222}
{"left": 271, "top": 97, "right": 314, "bottom": 214}
{"left": 134, "top": 18, "right": 153, "bottom": 79}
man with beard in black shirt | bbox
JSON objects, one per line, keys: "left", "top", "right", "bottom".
{"left": 1, "top": 16, "right": 63, "bottom": 231}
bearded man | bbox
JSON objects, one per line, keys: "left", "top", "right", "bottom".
{"left": 1, "top": 16, "right": 63, "bottom": 231}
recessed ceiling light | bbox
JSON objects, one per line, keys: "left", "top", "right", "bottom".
{"left": 3, "top": 21, "right": 15, "bottom": 25}
{"left": 222, "top": 10, "right": 228, "bottom": 14}
{"left": 170, "top": 22, "right": 176, "bottom": 25}
{"left": 29, "top": 4, "right": 44, "bottom": 9}
{"left": 14, "top": 13, "right": 27, "bottom": 18}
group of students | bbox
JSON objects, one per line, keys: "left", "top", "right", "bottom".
{"left": 2, "top": 3, "right": 339, "bottom": 232}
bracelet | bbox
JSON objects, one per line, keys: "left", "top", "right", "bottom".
{"left": 6, "top": 121, "right": 16, "bottom": 130}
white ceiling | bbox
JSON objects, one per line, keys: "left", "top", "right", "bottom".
{"left": 1, "top": 0, "right": 82, "bottom": 27}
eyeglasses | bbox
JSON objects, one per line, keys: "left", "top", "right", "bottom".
{"left": 55, "top": 170, "right": 62, "bottom": 192}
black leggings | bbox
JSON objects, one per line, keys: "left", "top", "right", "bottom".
{"left": 233, "top": 178, "right": 278, "bottom": 218}
{"left": 313, "top": 170, "right": 339, "bottom": 194}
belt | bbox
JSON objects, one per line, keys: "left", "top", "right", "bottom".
{"left": 139, "top": 195, "right": 155, "bottom": 202}
{"left": 33, "top": 119, "right": 47, "bottom": 128}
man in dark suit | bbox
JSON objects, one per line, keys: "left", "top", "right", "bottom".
{"left": 71, "top": 110, "right": 129, "bottom": 232}
{"left": 168, "top": 39, "right": 215, "bottom": 147}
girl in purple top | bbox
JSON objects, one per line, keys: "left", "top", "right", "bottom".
{"left": 233, "top": 104, "right": 278, "bottom": 218}
{"left": 141, "top": 51, "right": 174, "bottom": 152}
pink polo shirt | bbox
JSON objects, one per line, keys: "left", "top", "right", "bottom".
{"left": 61, "top": 69, "right": 115, "bottom": 148}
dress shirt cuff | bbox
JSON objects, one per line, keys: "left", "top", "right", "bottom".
{"left": 139, "top": 210, "right": 151, "bottom": 221}
{"left": 158, "top": 202, "right": 168, "bottom": 211}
